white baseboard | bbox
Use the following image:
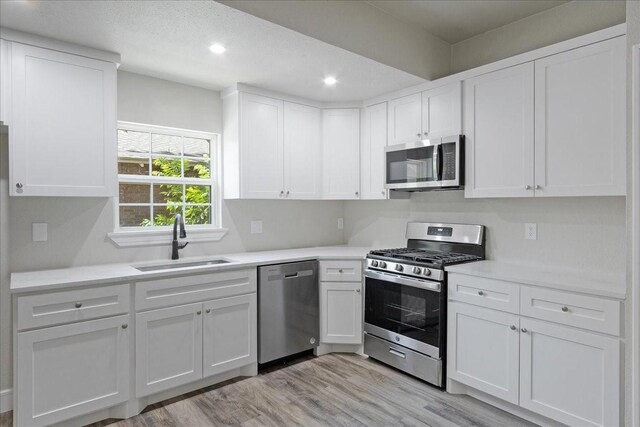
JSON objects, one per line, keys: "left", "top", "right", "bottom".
{"left": 0, "top": 388, "right": 12, "bottom": 413}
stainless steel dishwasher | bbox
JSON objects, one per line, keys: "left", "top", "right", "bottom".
{"left": 258, "top": 260, "right": 319, "bottom": 364}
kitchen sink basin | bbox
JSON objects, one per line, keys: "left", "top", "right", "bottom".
{"left": 134, "top": 258, "right": 232, "bottom": 272}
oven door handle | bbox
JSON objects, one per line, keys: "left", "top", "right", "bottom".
{"left": 364, "top": 270, "right": 441, "bottom": 292}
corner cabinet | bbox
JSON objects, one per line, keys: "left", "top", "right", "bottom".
{"left": 319, "top": 260, "right": 363, "bottom": 344}
{"left": 361, "top": 102, "right": 388, "bottom": 199}
{"left": 222, "top": 90, "right": 322, "bottom": 199}
{"left": 322, "top": 109, "right": 361, "bottom": 200}
{"left": 465, "top": 36, "right": 626, "bottom": 198}
{"left": 5, "top": 40, "right": 118, "bottom": 197}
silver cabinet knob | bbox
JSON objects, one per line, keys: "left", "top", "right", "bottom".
{"left": 75, "top": 302, "right": 82, "bottom": 308}
{"left": 356, "top": 288, "right": 361, "bottom": 293}
{"left": 423, "top": 132, "right": 429, "bottom": 136}
{"left": 525, "top": 185, "right": 531, "bottom": 190}
{"left": 510, "top": 325, "right": 517, "bottom": 330}
{"left": 16, "top": 183, "right": 23, "bottom": 189}
{"left": 535, "top": 185, "right": 542, "bottom": 190}
{"left": 355, "top": 191, "right": 359, "bottom": 196}
{"left": 381, "top": 190, "right": 385, "bottom": 195}
{"left": 561, "top": 306, "right": 569, "bottom": 312}
{"left": 286, "top": 190, "right": 290, "bottom": 196}
{"left": 280, "top": 190, "right": 284, "bottom": 196}
{"left": 338, "top": 269, "right": 344, "bottom": 273}
{"left": 416, "top": 133, "right": 422, "bottom": 137}
{"left": 122, "top": 324, "right": 128, "bottom": 329}
{"left": 196, "top": 310, "right": 202, "bottom": 315}
{"left": 477, "top": 290, "right": 484, "bottom": 296}
{"left": 206, "top": 309, "right": 211, "bottom": 314}
{"left": 521, "top": 328, "right": 528, "bottom": 333}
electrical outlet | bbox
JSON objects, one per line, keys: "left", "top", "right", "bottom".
{"left": 337, "top": 218, "right": 344, "bottom": 230}
{"left": 250, "top": 220, "right": 263, "bottom": 234}
{"left": 32, "top": 223, "right": 48, "bottom": 242}
{"left": 525, "top": 223, "right": 537, "bottom": 240}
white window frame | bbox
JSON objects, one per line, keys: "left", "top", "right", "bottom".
{"left": 108, "top": 121, "right": 227, "bottom": 247}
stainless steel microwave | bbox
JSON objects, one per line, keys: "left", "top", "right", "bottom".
{"left": 385, "top": 135, "right": 464, "bottom": 191}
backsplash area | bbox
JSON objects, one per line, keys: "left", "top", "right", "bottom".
{"left": 344, "top": 190, "right": 626, "bottom": 277}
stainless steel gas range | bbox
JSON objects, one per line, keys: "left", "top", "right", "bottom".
{"left": 364, "top": 222, "right": 485, "bottom": 388}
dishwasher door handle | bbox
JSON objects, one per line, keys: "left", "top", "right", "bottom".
{"left": 284, "top": 272, "right": 299, "bottom": 279}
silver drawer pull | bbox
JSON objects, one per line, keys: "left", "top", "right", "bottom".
{"left": 389, "top": 348, "right": 406, "bottom": 359}
{"left": 477, "top": 290, "right": 484, "bottom": 296}
{"left": 75, "top": 302, "right": 82, "bottom": 308}
{"left": 206, "top": 309, "right": 211, "bottom": 314}
{"left": 521, "top": 328, "right": 528, "bottom": 333}
{"left": 196, "top": 310, "right": 202, "bottom": 315}
{"left": 122, "top": 324, "right": 128, "bottom": 329}
{"left": 338, "top": 269, "right": 344, "bottom": 273}
{"left": 561, "top": 306, "right": 569, "bottom": 312}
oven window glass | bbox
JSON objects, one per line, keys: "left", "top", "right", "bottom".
{"left": 386, "top": 146, "right": 437, "bottom": 184}
{"left": 365, "top": 275, "right": 442, "bottom": 352}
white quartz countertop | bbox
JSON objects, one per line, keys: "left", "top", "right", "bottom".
{"left": 446, "top": 260, "right": 626, "bottom": 300}
{"left": 10, "top": 246, "right": 370, "bottom": 294}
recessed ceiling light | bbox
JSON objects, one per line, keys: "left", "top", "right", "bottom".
{"left": 209, "top": 43, "right": 226, "bottom": 54}
{"left": 323, "top": 76, "right": 337, "bottom": 86}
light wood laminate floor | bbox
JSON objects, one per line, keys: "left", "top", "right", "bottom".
{"left": 2, "top": 353, "right": 537, "bottom": 427}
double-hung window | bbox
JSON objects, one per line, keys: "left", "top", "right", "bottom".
{"left": 115, "top": 122, "right": 219, "bottom": 230}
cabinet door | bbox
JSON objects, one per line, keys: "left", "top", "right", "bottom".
{"left": 361, "top": 102, "right": 387, "bottom": 200}
{"left": 16, "top": 315, "right": 129, "bottom": 427}
{"left": 136, "top": 303, "right": 203, "bottom": 397}
{"left": 534, "top": 37, "right": 626, "bottom": 197}
{"left": 9, "top": 42, "right": 117, "bottom": 197}
{"left": 447, "top": 302, "right": 520, "bottom": 404}
{"left": 322, "top": 109, "right": 360, "bottom": 200}
{"left": 387, "top": 93, "right": 422, "bottom": 145}
{"left": 464, "top": 63, "right": 535, "bottom": 198}
{"left": 240, "top": 92, "right": 284, "bottom": 199}
{"left": 520, "top": 318, "right": 620, "bottom": 427}
{"left": 283, "top": 102, "right": 322, "bottom": 199}
{"left": 203, "top": 293, "right": 257, "bottom": 377}
{"left": 421, "top": 82, "right": 461, "bottom": 138}
{"left": 0, "top": 39, "right": 8, "bottom": 125}
{"left": 320, "top": 281, "right": 362, "bottom": 344}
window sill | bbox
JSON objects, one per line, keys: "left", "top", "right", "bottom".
{"left": 108, "top": 227, "right": 229, "bottom": 248}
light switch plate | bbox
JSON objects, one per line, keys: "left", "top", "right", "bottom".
{"left": 250, "top": 220, "right": 263, "bottom": 234}
{"left": 525, "top": 223, "right": 537, "bottom": 240}
{"left": 32, "top": 223, "right": 48, "bottom": 242}
{"left": 337, "top": 218, "right": 344, "bottom": 230}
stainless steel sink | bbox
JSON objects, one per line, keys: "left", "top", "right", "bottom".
{"left": 134, "top": 259, "right": 232, "bottom": 272}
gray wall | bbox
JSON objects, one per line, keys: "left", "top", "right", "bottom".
{"left": 0, "top": 72, "right": 345, "bottom": 390}
{"left": 450, "top": 0, "right": 626, "bottom": 73}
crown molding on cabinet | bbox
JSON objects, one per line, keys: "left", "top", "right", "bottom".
{"left": 222, "top": 83, "right": 363, "bottom": 109}
{"left": 0, "top": 27, "right": 121, "bottom": 65}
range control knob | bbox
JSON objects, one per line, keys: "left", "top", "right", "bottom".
{"left": 413, "top": 267, "right": 422, "bottom": 274}
{"left": 395, "top": 264, "right": 403, "bottom": 272}
{"left": 379, "top": 261, "right": 387, "bottom": 268}
{"left": 370, "top": 260, "right": 379, "bottom": 267}
{"left": 423, "top": 268, "right": 432, "bottom": 276}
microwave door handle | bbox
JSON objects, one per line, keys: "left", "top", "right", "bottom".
{"left": 432, "top": 144, "right": 439, "bottom": 182}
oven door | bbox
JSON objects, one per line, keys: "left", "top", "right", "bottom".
{"left": 385, "top": 140, "right": 441, "bottom": 190}
{"left": 364, "top": 270, "right": 444, "bottom": 359}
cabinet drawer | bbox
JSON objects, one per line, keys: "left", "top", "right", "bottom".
{"left": 448, "top": 274, "right": 519, "bottom": 314}
{"left": 17, "top": 284, "right": 130, "bottom": 331}
{"left": 520, "top": 286, "right": 621, "bottom": 336}
{"left": 319, "top": 260, "right": 362, "bottom": 282}
{"left": 135, "top": 269, "right": 257, "bottom": 311}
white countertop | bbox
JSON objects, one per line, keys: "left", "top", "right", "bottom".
{"left": 446, "top": 260, "right": 626, "bottom": 300}
{"left": 10, "top": 246, "right": 370, "bottom": 294}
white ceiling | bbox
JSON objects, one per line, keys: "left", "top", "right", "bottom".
{"left": 366, "top": 0, "right": 569, "bottom": 44}
{"left": 0, "top": 1, "right": 425, "bottom": 102}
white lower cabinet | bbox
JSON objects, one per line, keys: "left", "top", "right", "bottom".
{"left": 448, "top": 302, "right": 519, "bottom": 404}
{"left": 447, "top": 273, "right": 622, "bottom": 427}
{"left": 519, "top": 318, "right": 620, "bottom": 427}
{"left": 135, "top": 303, "right": 203, "bottom": 397}
{"left": 320, "top": 281, "right": 362, "bottom": 344}
{"left": 203, "top": 294, "right": 257, "bottom": 377}
{"left": 16, "top": 315, "right": 130, "bottom": 427}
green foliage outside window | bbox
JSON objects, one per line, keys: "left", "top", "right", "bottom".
{"left": 140, "top": 156, "right": 211, "bottom": 226}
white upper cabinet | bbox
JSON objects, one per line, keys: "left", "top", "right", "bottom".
{"left": 534, "top": 37, "right": 626, "bottom": 197}
{"left": 387, "top": 93, "right": 422, "bottom": 145}
{"left": 464, "top": 63, "right": 535, "bottom": 198}
{"left": 238, "top": 92, "right": 285, "bottom": 199}
{"left": 283, "top": 101, "right": 322, "bottom": 199}
{"left": 8, "top": 41, "right": 117, "bottom": 197}
{"left": 421, "top": 82, "right": 462, "bottom": 138}
{"left": 0, "top": 39, "right": 8, "bottom": 125}
{"left": 361, "top": 102, "right": 387, "bottom": 200}
{"left": 322, "top": 108, "right": 360, "bottom": 199}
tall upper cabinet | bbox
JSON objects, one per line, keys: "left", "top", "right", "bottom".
{"left": 1, "top": 31, "right": 119, "bottom": 197}
{"left": 361, "top": 102, "right": 387, "bottom": 200}
{"left": 322, "top": 109, "right": 360, "bottom": 200}
{"left": 223, "top": 90, "right": 322, "bottom": 200}
{"left": 465, "top": 36, "right": 626, "bottom": 198}
{"left": 387, "top": 82, "right": 461, "bottom": 146}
